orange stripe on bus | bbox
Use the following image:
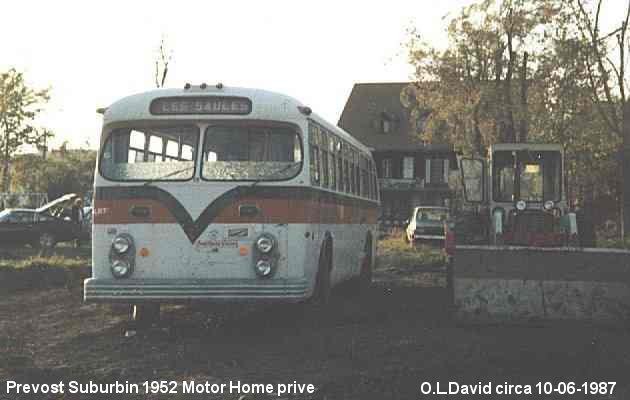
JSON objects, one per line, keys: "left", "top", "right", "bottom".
{"left": 93, "top": 198, "right": 378, "bottom": 225}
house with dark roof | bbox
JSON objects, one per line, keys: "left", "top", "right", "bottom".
{"left": 338, "top": 82, "right": 456, "bottom": 225}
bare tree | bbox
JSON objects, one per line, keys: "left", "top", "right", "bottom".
{"left": 569, "top": 0, "right": 629, "bottom": 235}
{"left": 155, "top": 36, "right": 172, "bottom": 88}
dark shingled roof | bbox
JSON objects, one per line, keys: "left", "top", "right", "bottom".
{"left": 337, "top": 82, "right": 451, "bottom": 152}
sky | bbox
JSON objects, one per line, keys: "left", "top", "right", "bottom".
{"left": 0, "top": 0, "right": 625, "bottom": 150}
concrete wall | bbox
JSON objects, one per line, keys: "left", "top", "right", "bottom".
{"left": 453, "top": 246, "right": 630, "bottom": 322}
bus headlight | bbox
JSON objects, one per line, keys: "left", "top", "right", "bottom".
{"left": 544, "top": 200, "right": 554, "bottom": 210}
{"left": 111, "top": 259, "right": 132, "bottom": 278}
{"left": 516, "top": 200, "right": 527, "bottom": 211}
{"left": 256, "top": 235, "right": 275, "bottom": 254}
{"left": 112, "top": 236, "right": 131, "bottom": 254}
{"left": 255, "top": 259, "right": 273, "bottom": 277}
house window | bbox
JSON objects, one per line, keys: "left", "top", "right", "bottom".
{"left": 382, "top": 158, "right": 392, "bottom": 178}
{"left": 381, "top": 119, "right": 390, "bottom": 133}
{"left": 425, "top": 158, "right": 449, "bottom": 184}
{"left": 403, "top": 156, "right": 414, "bottom": 179}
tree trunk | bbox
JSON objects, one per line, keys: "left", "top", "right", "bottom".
{"left": 504, "top": 31, "right": 516, "bottom": 143}
{"left": 623, "top": 101, "right": 630, "bottom": 237}
{"left": 519, "top": 51, "right": 529, "bottom": 143}
{"left": 2, "top": 128, "right": 9, "bottom": 192}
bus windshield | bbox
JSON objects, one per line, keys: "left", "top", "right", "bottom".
{"left": 100, "top": 125, "right": 199, "bottom": 181}
{"left": 201, "top": 125, "right": 302, "bottom": 181}
{"left": 492, "top": 150, "right": 561, "bottom": 202}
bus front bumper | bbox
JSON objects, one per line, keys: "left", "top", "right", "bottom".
{"left": 83, "top": 278, "right": 310, "bottom": 303}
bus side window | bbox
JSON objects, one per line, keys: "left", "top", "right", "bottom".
{"left": 330, "top": 152, "right": 337, "bottom": 191}
{"left": 344, "top": 158, "right": 350, "bottom": 193}
{"left": 350, "top": 158, "right": 356, "bottom": 194}
{"left": 321, "top": 149, "right": 329, "bottom": 188}
{"left": 310, "top": 146, "right": 320, "bottom": 186}
{"left": 337, "top": 154, "right": 344, "bottom": 192}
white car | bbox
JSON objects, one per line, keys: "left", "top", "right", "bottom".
{"left": 404, "top": 206, "right": 451, "bottom": 245}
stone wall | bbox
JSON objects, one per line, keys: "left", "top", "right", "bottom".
{"left": 453, "top": 245, "right": 630, "bottom": 322}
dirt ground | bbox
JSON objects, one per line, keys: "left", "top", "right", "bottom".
{"left": 0, "top": 248, "right": 629, "bottom": 399}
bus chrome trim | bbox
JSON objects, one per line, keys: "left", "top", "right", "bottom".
{"left": 84, "top": 278, "right": 309, "bottom": 302}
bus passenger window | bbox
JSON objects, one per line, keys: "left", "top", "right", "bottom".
{"left": 181, "top": 144, "right": 194, "bottom": 161}
{"left": 312, "top": 147, "right": 320, "bottom": 185}
{"left": 344, "top": 159, "right": 350, "bottom": 193}
{"left": 165, "top": 140, "right": 179, "bottom": 160}
{"left": 321, "top": 150, "right": 329, "bottom": 188}
{"left": 330, "top": 154, "right": 337, "bottom": 191}
{"left": 337, "top": 156, "right": 344, "bottom": 192}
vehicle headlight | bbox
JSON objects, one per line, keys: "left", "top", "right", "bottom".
{"left": 111, "top": 259, "right": 131, "bottom": 278}
{"left": 256, "top": 235, "right": 275, "bottom": 254}
{"left": 544, "top": 200, "right": 554, "bottom": 210}
{"left": 516, "top": 200, "right": 527, "bottom": 211}
{"left": 255, "top": 259, "right": 272, "bottom": 277}
{"left": 112, "top": 236, "right": 131, "bottom": 254}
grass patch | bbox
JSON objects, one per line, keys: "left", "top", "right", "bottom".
{"left": 597, "top": 236, "right": 630, "bottom": 250}
{"left": 377, "top": 237, "right": 447, "bottom": 269}
{"left": 0, "top": 255, "right": 89, "bottom": 270}
{"left": 0, "top": 254, "right": 91, "bottom": 293}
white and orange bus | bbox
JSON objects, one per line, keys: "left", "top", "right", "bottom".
{"left": 84, "top": 84, "right": 380, "bottom": 323}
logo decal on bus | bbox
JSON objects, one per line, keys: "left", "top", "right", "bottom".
{"left": 227, "top": 228, "right": 249, "bottom": 238}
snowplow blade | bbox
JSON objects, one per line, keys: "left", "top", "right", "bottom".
{"left": 452, "top": 245, "right": 630, "bottom": 322}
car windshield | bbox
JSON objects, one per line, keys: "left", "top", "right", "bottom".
{"left": 0, "top": 210, "right": 11, "bottom": 222}
{"left": 100, "top": 125, "right": 199, "bottom": 181}
{"left": 201, "top": 125, "right": 302, "bottom": 181}
{"left": 416, "top": 209, "right": 449, "bottom": 223}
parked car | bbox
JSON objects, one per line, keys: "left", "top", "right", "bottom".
{"left": 403, "top": 206, "right": 452, "bottom": 246}
{"left": 0, "top": 193, "right": 79, "bottom": 248}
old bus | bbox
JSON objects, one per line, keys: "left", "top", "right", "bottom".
{"left": 84, "top": 84, "right": 380, "bottom": 323}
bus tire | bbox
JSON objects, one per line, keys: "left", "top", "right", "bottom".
{"left": 358, "top": 236, "right": 373, "bottom": 292}
{"left": 310, "top": 242, "right": 332, "bottom": 305}
{"left": 132, "top": 304, "right": 160, "bottom": 327}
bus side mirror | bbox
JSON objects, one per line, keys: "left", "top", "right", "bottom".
{"left": 460, "top": 158, "right": 485, "bottom": 203}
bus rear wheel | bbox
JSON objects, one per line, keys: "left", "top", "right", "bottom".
{"left": 309, "top": 244, "right": 332, "bottom": 305}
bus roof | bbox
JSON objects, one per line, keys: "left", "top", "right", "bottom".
{"left": 103, "top": 85, "right": 371, "bottom": 154}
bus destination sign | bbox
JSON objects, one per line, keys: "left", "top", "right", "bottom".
{"left": 150, "top": 96, "right": 252, "bottom": 115}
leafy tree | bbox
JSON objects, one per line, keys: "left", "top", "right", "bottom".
{"left": 11, "top": 147, "right": 96, "bottom": 201}
{"left": 0, "top": 69, "right": 50, "bottom": 191}
{"left": 404, "top": 0, "right": 563, "bottom": 155}
{"left": 404, "top": 0, "right": 624, "bottom": 214}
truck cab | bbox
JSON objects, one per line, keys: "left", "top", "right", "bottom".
{"left": 459, "top": 143, "right": 577, "bottom": 246}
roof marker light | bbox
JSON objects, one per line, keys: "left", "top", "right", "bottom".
{"left": 200, "top": 83, "right": 207, "bottom": 89}
{"left": 298, "top": 106, "right": 312, "bottom": 115}
{"left": 184, "top": 83, "right": 191, "bottom": 90}
{"left": 216, "top": 82, "right": 224, "bottom": 89}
